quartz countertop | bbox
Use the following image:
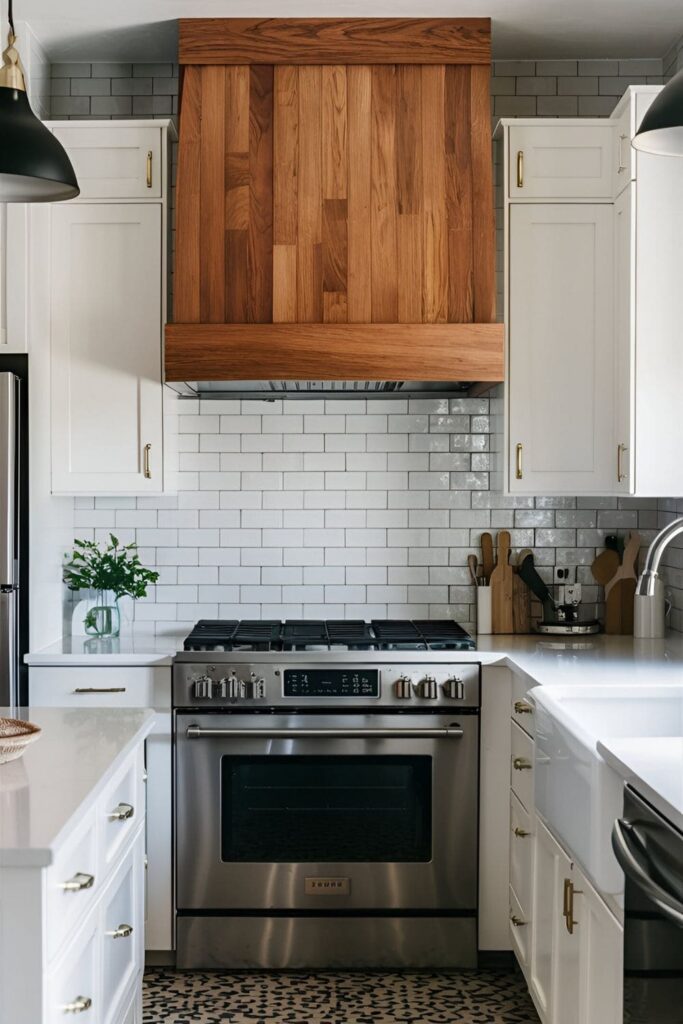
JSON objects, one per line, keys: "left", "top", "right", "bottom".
{"left": 24, "top": 633, "right": 185, "bottom": 666}
{"left": 597, "top": 737, "right": 683, "bottom": 833}
{"left": 0, "top": 706, "right": 154, "bottom": 867}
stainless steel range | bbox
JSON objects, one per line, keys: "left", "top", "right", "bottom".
{"left": 173, "top": 619, "right": 481, "bottom": 970}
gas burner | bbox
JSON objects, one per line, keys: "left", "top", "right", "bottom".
{"left": 183, "top": 619, "right": 475, "bottom": 653}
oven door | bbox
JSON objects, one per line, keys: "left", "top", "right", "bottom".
{"left": 175, "top": 711, "right": 478, "bottom": 912}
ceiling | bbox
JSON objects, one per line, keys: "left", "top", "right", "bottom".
{"left": 11, "top": 0, "right": 683, "bottom": 62}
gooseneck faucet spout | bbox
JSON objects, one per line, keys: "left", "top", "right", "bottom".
{"left": 636, "top": 517, "right": 683, "bottom": 597}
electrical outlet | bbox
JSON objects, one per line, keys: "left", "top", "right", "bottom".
{"left": 554, "top": 566, "right": 575, "bottom": 584}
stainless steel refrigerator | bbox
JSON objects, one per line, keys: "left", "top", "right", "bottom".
{"left": 0, "top": 360, "right": 28, "bottom": 711}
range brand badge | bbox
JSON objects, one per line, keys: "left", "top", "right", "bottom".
{"left": 305, "top": 877, "right": 351, "bottom": 895}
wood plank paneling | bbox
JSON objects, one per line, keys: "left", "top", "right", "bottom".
{"left": 445, "top": 65, "right": 473, "bottom": 323}
{"left": 247, "top": 65, "right": 274, "bottom": 323}
{"left": 273, "top": 66, "right": 298, "bottom": 245}
{"left": 322, "top": 66, "right": 347, "bottom": 200}
{"left": 347, "top": 65, "right": 372, "bottom": 323}
{"left": 225, "top": 66, "right": 249, "bottom": 322}
{"left": 174, "top": 65, "right": 201, "bottom": 322}
{"left": 179, "top": 18, "right": 492, "bottom": 66}
{"left": 371, "top": 65, "right": 398, "bottom": 323}
{"left": 273, "top": 244, "right": 297, "bottom": 322}
{"left": 297, "top": 66, "right": 323, "bottom": 322}
{"left": 470, "top": 63, "right": 496, "bottom": 323}
{"left": 199, "top": 66, "right": 226, "bottom": 323}
{"left": 165, "top": 322, "right": 505, "bottom": 381}
{"left": 421, "top": 65, "right": 448, "bottom": 324}
{"left": 396, "top": 65, "right": 423, "bottom": 323}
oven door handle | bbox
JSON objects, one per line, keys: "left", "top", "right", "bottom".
{"left": 185, "top": 725, "right": 464, "bottom": 740}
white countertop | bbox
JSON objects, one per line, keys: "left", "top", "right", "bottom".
{"left": 0, "top": 707, "right": 155, "bottom": 867}
{"left": 597, "top": 737, "right": 683, "bottom": 833}
{"left": 25, "top": 633, "right": 185, "bottom": 666}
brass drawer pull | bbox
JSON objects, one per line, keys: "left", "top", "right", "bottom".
{"left": 515, "top": 443, "right": 523, "bottom": 480}
{"left": 143, "top": 443, "right": 152, "bottom": 479}
{"left": 60, "top": 872, "right": 95, "bottom": 892}
{"left": 106, "top": 923, "right": 133, "bottom": 939}
{"left": 563, "top": 877, "right": 582, "bottom": 934}
{"left": 513, "top": 826, "right": 531, "bottom": 838}
{"left": 513, "top": 757, "right": 533, "bottom": 771}
{"left": 109, "top": 802, "right": 134, "bottom": 822}
{"left": 146, "top": 150, "right": 153, "bottom": 188}
{"left": 516, "top": 150, "right": 524, "bottom": 188}
{"left": 617, "top": 443, "right": 628, "bottom": 483}
{"left": 62, "top": 996, "right": 92, "bottom": 1014}
{"left": 73, "top": 687, "right": 126, "bottom": 694}
{"left": 514, "top": 699, "right": 533, "bottom": 715}
{"left": 510, "top": 913, "right": 527, "bottom": 927}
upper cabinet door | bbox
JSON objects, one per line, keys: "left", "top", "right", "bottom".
{"left": 509, "top": 126, "right": 614, "bottom": 200}
{"left": 50, "top": 126, "right": 162, "bottom": 199}
{"left": 508, "top": 204, "right": 616, "bottom": 494}
{"left": 50, "top": 203, "right": 163, "bottom": 494}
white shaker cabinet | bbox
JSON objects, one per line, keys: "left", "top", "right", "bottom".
{"left": 29, "top": 120, "right": 176, "bottom": 495}
{"left": 50, "top": 203, "right": 163, "bottom": 493}
{"left": 507, "top": 203, "right": 616, "bottom": 495}
{"left": 508, "top": 124, "right": 614, "bottom": 200}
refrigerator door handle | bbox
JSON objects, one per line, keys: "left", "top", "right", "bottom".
{"left": 0, "top": 590, "right": 17, "bottom": 714}
{"left": 0, "top": 373, "right": 17, "bottom": 587}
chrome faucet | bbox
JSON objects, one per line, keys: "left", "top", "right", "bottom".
{"left": 636, "top": 517, "right": 683, "bottom": 597}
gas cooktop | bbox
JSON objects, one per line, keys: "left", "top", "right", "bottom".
{"left": 182, "top": 619, "right": 476, "bottom": 653}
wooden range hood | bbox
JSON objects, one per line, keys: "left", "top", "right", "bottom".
{"left": 165, "top": 17, "right": 504, "bottom": 393}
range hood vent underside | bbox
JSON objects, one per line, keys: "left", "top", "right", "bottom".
{"left": 166, "top": 380, "right": 496, "bottom": 399}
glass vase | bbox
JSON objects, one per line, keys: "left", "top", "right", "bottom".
{"left": 83, "top": 590, "right": 121, "bottom": 638}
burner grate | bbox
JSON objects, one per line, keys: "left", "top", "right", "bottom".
{"left": 326, "top": 620, "right": 376, "bottom": 648}
{"left": 232, "top": 621, "right": 283, "bottom": 648}
{"left": 281, "top": 620, "right": 328, "bottom": 649}
{"left": 371, "top": 620, "right": 423, "bottom": 643}
{"left": 183, "top": 620, "right": 239, "bottom": 651}
{"left": 414, "top": 620, "right": 475, "bottom": 649}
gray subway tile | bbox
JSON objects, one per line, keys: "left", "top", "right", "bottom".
{"left": 70, "top": 78, "right": 111, "bottom": 96}
{"left": 557, "top": 75, "right": 598, "bottom": 95}
{"left": 91, "top": 62, "right": 132, "bottom": 78}
{"left": 578, "top": 95, "right": 619, "bottom": 116}
{"left": 112, "top": 77, "right": 153, "bottom": 96}
{"left": 535, "top": 60, "right": 578, "bottom": 76}
{"left": 153, "top": 77, "right": 179, "bottom": 96}
{"left": 619, "top": 58, "right": 662, "bottom": 76}
{"left": 537, "top": 96, "right": 578, "bottom": 116}
{"left": 515, "top": 75, "right": 557, "bottom": 96}
{"left": 494, "top": 96, "right": 537, "bottom": 117}
{"left": 494, "top": 60, "right": 536, "bottom": 77}
{"left": 578, "top": 59, "right": 619, "bottom": 76}
{"left": 50, "top": 96, "right": 90, "bottom": 116}
{"left": 90, "top": 95, "right": 133, "bottom": 116}
{"left": 52, "top": 62, "right": 91, "bottom": 78}
{"left": 134, "top": 63, "right": 175, "bottom": 77}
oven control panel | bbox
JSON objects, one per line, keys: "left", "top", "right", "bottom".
{"left": 283, "top": 668, "right": 379, "bottom": 699}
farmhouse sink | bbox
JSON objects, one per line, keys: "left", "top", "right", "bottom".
{"left": 533, "top": 683, "right": 683, "bottom": 896}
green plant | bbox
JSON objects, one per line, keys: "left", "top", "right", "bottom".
{"left": 63, "top": 534, "right": 159, "bottom": 601}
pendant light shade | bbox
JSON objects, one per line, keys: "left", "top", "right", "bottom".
{"left": 0, "top": 2, "right": 79, "bottom": 202}
{"left": 632, "top": 68, "right": 683, "bottom": 156}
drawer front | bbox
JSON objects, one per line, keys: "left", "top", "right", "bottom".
{"left": 510, "top": 791, "right": 534, "bottom": 916}
{"left": 509, "top": 885, "right": 531, "bottom": 973}
{"left": 510, "top": 720, "right": 534, "bottom": 811}
{"left": 51, "top": 127, "right": 162, "bottom": 199}
{"left": 101, "top": 833, "right": 144, "bottom": 1024}
{"left": 100, "top": 749, "right": 144, "bottom": 871}
{"left": 29, "top": 666, "right": 169, "bottom": 709}
{"left": 46, "top": 914, "right": 99, "bottom": 1024}
{"left": 509, "top": 125, "right": 613, "bottom": 199}
{"left": 511, "top": 676, "right": 535, "bottom": 739}
{"left": 46, "top": 814, "right": 99, "bottom": 963}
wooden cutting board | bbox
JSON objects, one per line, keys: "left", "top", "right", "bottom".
{"left": 512, "top": 571, "right": 531, "bottom": 634}
{"left": 491, "top": 530, "right": 514, "bottom": 634}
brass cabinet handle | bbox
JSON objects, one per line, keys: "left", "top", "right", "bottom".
{"left": 617, "top": 443, "right": 628, "bottom": 483}
{"left": 513, "top": 826, "right": 531, "bottom": 838}
{"left": 109, "top": 802, "right": 134, "bottom": 821}
{"left": 513, "top": 757, "right": 533, "bottom": 771}
{"left": 510, "top": 913, "right": 527, "bottom": 927}
{"left": 514, "top": 699, "right": 533, "bottom": 715}
{"left": 516, "top": 150, "right": 524, "bottom": 188}
{"left": 73, "top": 687, "right": 126, "bottom": 694}
{"left": 146, "top": 150, "right": 153, "bottom": 188}
{"left": 106, "top": 922, "right": 133, "bottom": 939}
{"left": 563, "top": 877, "right": 582, "bottom": 934}
{"left": 60, "top": 872, "right": 95, "bottom": 892}
{"left": 617, "top": 133, "right": 628, "bottom": 173}
{"left": 143, "top": 443, "right": 152, "bottom": 479}
{"left": 61, "top": 996, "right": 92, "bottom": 1014}
{"left": 515, "top": 443, "right": 523, "bottom": 480}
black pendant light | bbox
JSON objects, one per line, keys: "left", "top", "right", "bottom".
{"left": 632, "top": 68, "right": 683, "bottom": 156}
{"left": 0, "top": 0, "right": 79, "bottom": 201}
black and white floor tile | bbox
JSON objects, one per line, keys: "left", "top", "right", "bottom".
{"left": 143, "top": 968, "right": 540, "bottom": 1023}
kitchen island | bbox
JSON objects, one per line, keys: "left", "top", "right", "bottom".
{"left": 0, "top": 706, "right": 154, "bottom": 1024}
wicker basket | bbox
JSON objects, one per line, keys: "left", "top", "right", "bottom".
{"left": 0, "top": 717, "right": 42, "bottom": 765}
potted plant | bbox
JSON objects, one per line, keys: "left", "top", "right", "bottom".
{"left": 63, "top": 534, "right": 159, "bottom": 638}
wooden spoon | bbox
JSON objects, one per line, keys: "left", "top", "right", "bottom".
{"left": 591, "top": 548, "right": 620, "bottom": 587}
{"left": 481, "top": 532, "right": 494, "bottom": 583}
{"left": 467, "top": 554, "right": 479, "bottom": 587}
{"left": 490, "top": 531, "right": 514, "bottom": 633}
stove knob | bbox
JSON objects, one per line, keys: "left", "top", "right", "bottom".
{"left": 243, "top": 678, "right": 266, "bottom": 700}
{"left": 417, "top": 676, "right": 438, "bottom": 700}
{"left": 213, "top": 679, "right": 227, "bottom": 699}
{"left": 394, "top": 676, "right": 413, "bottom": 700}
{"left": 443, "top": 677, "right": 465, "bottom": 700}
{"left": 219, "top": 674, "right": 241, "bottom": 699}
{"left": 192, "top": 675, "right": 213, "bottom": 700}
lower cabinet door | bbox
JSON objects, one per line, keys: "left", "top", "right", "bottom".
{"left": 575, "top": 864, "right": 623, "bottom": 1024}
{"left": 101, "top": 831, "right": 145, "bottom": 1024}
{"left": 530, "top": 820, "right": 557, "bottom": 1018}
{"left": 46, "top": 914, "right": 99, "bottom": 1024}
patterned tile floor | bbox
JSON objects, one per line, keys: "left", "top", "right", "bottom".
{"left": 143, "top": 968, "right": 540, "bottom": 1024}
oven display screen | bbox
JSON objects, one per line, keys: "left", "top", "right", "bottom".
{"left": 283, "top": 669, "right": 379, "bottom": 698}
